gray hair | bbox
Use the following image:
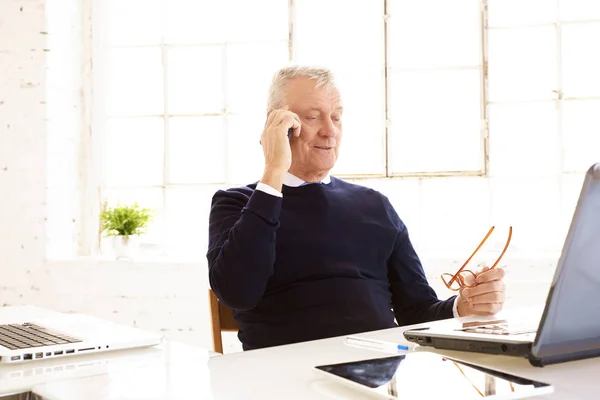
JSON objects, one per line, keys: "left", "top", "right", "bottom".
{"left": 267, "top": 65, "right": 338, "bottom": 110}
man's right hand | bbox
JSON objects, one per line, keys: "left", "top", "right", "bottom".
{"left": 259, "top": 106, "right": 301, "bottom": 192}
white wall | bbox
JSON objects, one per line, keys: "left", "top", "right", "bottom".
{"left": 0, "top": 0, "right": 48, "bottom": 309}
{"left": 1, "top": 0, "right": 587, "bottom": 354}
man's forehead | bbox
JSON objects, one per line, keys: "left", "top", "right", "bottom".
{"left": 286, "top": 77, "right": 340, "bottom": 96}
{"left": 301, "top": 104, "right": 344, "bottom": 113}
{"left": 285, "top": 82, "right": 342, "bottom": 110}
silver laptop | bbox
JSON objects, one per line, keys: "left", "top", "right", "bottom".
{"left": 0, "top": 307, "right": 163, "bottom": 364}
{"left": 404, "top": 162, "right": 600, "bottom": 367}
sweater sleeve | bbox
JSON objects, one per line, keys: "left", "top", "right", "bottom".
{"left": 206, "top": 187, "right": 282, "bottom": 311}
{"left": 382, "top": 197, "right": 456, "bottom": 325}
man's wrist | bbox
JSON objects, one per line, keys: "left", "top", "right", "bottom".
{"left": 452, "top": 296, "right": 460, "bottom": 318}
{"left": 456, "top": 293, "right": 469, "bottom": 317}
{"left": 260, "top": 169, "right": 286, "bottom": 193}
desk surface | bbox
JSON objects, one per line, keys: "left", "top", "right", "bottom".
{"left": 0, "top": 306, "right": 597, "bottom": 399}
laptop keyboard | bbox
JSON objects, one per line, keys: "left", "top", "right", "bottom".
{"left": 0, "top": 323, "right": 82, "bottom": 350}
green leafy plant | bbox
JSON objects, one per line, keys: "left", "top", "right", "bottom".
{"left": 100, "top": 202, "right": 153, "bottom": 238}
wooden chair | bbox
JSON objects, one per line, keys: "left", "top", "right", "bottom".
{"left": 208, "top": 289, "right": 238, "bottom": 354}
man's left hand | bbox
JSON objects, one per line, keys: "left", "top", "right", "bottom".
{"left": 456, "top": 266, "right": 506, "bottom": 317}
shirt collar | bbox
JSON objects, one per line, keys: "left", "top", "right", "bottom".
{"left": 284, "top": 172, "right": 331, "bottom": 187}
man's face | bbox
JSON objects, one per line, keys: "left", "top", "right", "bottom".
{"left": 284, "top": 77, "right": 343, "bottom": 177}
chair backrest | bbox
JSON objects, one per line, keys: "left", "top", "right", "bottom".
{"left": 208, "top": 289, "right": 238, "bottom": 354}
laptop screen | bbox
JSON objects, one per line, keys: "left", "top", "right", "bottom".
{"left": 534, "top": 165, "right": 600, "bottom": 357}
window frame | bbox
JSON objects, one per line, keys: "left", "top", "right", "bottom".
{"left": 92, "top": 0, "right": 493, "bottom": 183}
{"left": 483, "top": 0, "right": 600, "bottom": 177}
{"left": 77, "top": 0, "right": 549, "bottom": 258}
{"left": 382, "top": 0, "right": 490, "bottom": 179}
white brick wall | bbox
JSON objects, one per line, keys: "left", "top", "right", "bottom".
{"left": 0, "top": 0, "right": 586, "bottom": 356}
{"left": 0, "top": 0, "right": 48, "bottom": 305}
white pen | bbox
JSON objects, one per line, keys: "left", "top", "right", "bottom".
{"left": 344, "top": 335, "right": 410, "bottom": 351}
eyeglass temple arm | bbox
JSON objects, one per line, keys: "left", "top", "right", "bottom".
{"left": 448, "top": 226, "right": 513, "bottom": 286}
{"left": 447, "top": 227, "right": 495, "bottom": 286}
{"left": 488, "top": 226, "right": 512, "bottom": 269}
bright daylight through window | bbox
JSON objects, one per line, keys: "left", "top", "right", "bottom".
{"left": 46, "top": 0, "right": 600, "bottom": 261}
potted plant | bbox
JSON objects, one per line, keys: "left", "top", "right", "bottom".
{"left": 100, "top": 201, "right": 153, "bottom": 259}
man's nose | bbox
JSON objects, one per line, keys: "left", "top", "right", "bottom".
{"left": 319, "top": 119, "right": 338, "bottom": 137}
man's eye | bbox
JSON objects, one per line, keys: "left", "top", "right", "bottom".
{"left": 306, "top": 116, "right": 318, "bottom": 120}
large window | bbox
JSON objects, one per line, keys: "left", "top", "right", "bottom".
{"left": 387, "top": 0, "right": 485, "bottom": 175}
{"left": 486, "top": 0, "right": 600, "bottom": 177}
{"left": 93, "top": 0, "right": 291, "bottom": 257}
{"left": 47, "top": 0, "right": 600, "bottom": 260}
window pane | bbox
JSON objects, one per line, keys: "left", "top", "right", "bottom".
{"left": 106, "top": 0, "right": 162, "bottom": 46}
{"left": 294, "top": 0, "right": 383, "bottom": 73}
{"left": 226, "top": 0, "right": 289, "bottom": 42}
{"left": 487, "top": 0, "right": 557, "bottom": 27}
{"left": 165, "top": 186, "right": 218, "bottom": 260}
{"left": 104, "top": 118, "right": 164, "bottom": 186}
{"left": 227, "top": 113, "right": 267, "bottom": 184}
{"left": 487, "top": 26, "right": 557, "bottom": 102}
{"left": 389, "top": 69, "right": 482, "bottom": 174}
{"left": 226, "top": 42, "right": 289, "bottom": 114}
{"left": 102, "top": 188, "right": 165, "bottom": 246}
{"left": 166, "top": 0, "right": 288, "bottom": 44}
{"left": 419, "top": 177, "right": 492, "bottom": 256}
{"left": 490, "top": 178, "right": 562, "bottom": 253}
{"left": 561, "top": 23, "right": 600, "bottom": 98}
{"left": 293, "top": 0, "right": 385, "bottom": 176}
{"left": 165, "top": 0, "right": 227, "bottom": 44}
{"left": 562, "top": 100, "right": 600, "bottom": 173}
{"left": 488, "top": 102, "right": 559, "bottom": 177}
{"left": 388, "top": 0, "right": 481, "bottom": 69}
{"left": 105, "top": 48, "right": 164, "bottom": 116}
{"left": 168, "top": 46, "right": 224, "bottom": 115}
{"left": 559, "top": 0, "right": 600, "bottom": 21}
{"left": 330, "top": 73, "right": 385, "bottom": 176}
{"left": 168, "top": 117, "right": 226, "bottom": 184}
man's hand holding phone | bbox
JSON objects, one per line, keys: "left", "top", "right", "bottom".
{"left": 259, "top": 106, "right": 301, "bottom": 192}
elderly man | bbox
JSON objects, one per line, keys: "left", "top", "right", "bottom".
{"left": 207, "top": 66, "right": 505, "bottom": 351}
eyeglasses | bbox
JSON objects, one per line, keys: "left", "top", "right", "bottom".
{"left": 441, "top": 226, "right": 512, "bottom": 291}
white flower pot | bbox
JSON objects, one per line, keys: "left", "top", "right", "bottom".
{"left": 112, "top": 235, "right": 140, "bottom": 260}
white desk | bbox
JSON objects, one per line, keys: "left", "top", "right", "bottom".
{"left": 1, "top": 306, "right": 598, "bottom": 399}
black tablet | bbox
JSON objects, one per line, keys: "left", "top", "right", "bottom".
{"left": 314, "top": 351, "right": 552, "bottom": 399}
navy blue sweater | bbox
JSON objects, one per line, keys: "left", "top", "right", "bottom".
{"left": 207, "top": 177, "right": 455, "bottom": 350}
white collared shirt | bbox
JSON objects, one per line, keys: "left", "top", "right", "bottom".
{"left": 256, "top": 172, "right": 331, "bottom": 197}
